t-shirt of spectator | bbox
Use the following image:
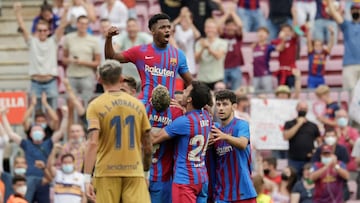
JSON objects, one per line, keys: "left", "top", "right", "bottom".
{"left": 6, "top": 194, "right": 28, "bottom": 203}
{"left": 325, "top": 101, "right": 340, "bottom": 119}
{"left": 308, "top": 50, "right": 329, "bottom": 77}
{"left": 0, "top": 135, "right": 9, "bottom": 172}
{"left": 20, "top": 139, "right": 53, "bottom": 177}
{"left": 311, "top": 144, "right": 349, "bottom": 164}
{"left": 100, "top": 0, "right": 128, "bottom": 30}
{"left": 221, "top": 33, "right": 244, "bottom": 69}
{"left": 195, "top": 38, "right": 228, "bottom": 83}
{"left": 269, "top": 0, "right": 293, "bottom": 23}
{"left": 266, "top": 174, "right": 282, "bottom": 185}
{"left": 291, "top": 181, "right": 314, "bottom": 203}
{"left": 67, "top": 5, "right": 87, "bottom": 27}
{"left": 174, "top": 25, "right": 197, "bottom": 75}
{"left": 31, "top": 15, "right": 61, "bottom": 35}
{"left": 158, "top": 0, "right": 183, "bottom": 21}
{"left": 27, "top": 36, "right": 58, "bottom": 77}
{"left": 53, "top": 170, "right": 85, "bottom": 203}
{"left": 0, "top": 179, "right": 4, "bottom": 201}
{"left": 312, "top": 161, "right": 346, "bottom": 203}
{"left": 340, "top": 20, "right": 360, "bottom": 66}
{"left": 238, "top": 0, "right": 259, "bottom": 10}
{"left": 184, "top": 0, "right": 219, "bottom": 36}
{"left": 315, "top": 0, "right": 338, "bottom": 19}
{"left": 338, "top": 127, "right": 359, "bottom": 171}
{"left": 272, "top": 37, "right": 297, "bottom": 68}
{"left": 284, "top": 119, "right": 320, "bottom": 161}
{"left": 253, "top": 44, "right": 275, "bottom": 77}
{"left": 63, "top": 32, "right": 100, "bottom": 78}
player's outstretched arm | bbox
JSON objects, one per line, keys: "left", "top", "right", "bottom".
{"left": 141, "top": 129, "right": 152, "bottom": 171}
{"left": 152, "top": 129, "right": 171, "bottom": 145}
{"left": 212, "top": 125, "right": 248, "bottom": 150}
{"left": 105, "top": 26, "right": 129, "bottom": 63}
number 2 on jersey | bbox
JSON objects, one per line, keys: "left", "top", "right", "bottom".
{"left": 188, "top": 134, "right": 209, "bottom": 162}
{"left": 111, "top": 115, "right": 135, "bottom": 149}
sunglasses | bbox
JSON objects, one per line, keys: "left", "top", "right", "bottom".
{"left": 37, "top": 29, "right": 49, "bottom": 32}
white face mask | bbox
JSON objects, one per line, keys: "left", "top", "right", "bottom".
{"left": 325, "top": 136, "right": 337, "bottom": 146}
{"left": 16, "top": 185, "right": 27, "bottom": 196}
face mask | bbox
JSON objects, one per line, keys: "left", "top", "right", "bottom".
{"left": 16, "top": 185, "right": 27, "bottom": 196}
{"left": 281, "top": 173, "right": 289, "bottom": 181}
{"left": 324, "top": 136, "right": 336, "bottom": 146}
{"left": 337, "top": 117, "right": 348, "bottom": 127}
{"left": 62, "top": 164, "right": 74, "bottom": 173}
{"left": 305, "top": 178, "right": 314, "bottom": 185}
{"left": 298, "top": 110, "right": 307, "bottom": 117}
{"left": 40, "top": 123, "right": 47, "bottom": 129}
{"left": 352, "top": 12, "right": 360, "bottom": 21}
{"left": 263, "top": 169, "right": 270, "bottom": 175}
{"left": 32, "top": 130, "right": 44, "bottom": 142}
{"left": 14, "top": 168, "right": 26, "bottom": 176}
{"left": 321, "top": 156, "right": 332, "bottom": 165}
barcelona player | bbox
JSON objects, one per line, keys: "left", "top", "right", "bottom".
{"left": 152, "top": 81, "right": 213, "bottom": 203}
{"left": 211, "top": 90, "right": 257, "bottom": 203}
{"left": 84, "top": 60, "right": 152, "bottom": 203}
{"left": 145, "top": 85, "right": 183, "bottom": 203}
{"left": 105, "top": 13, "right": 193, "bottom": 104}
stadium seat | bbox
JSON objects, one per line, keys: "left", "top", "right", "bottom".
{"left": 330, "top": 44, "right": 344, "bottom": 59}
{"left": 299, "top": 46, "right": 308, "bottom": 59}
{"left": 148, "top": 4, "right": 161, "bottom": 17}
{"left": 348, "top": 180, "right": 358, "bottom": 200}
{"left": 324, "top": 74, "right": 343, "bottom": 87}
{"left": 326, "top": 59, "right": 343, "bottom": 73}
{"left": 242, "top": 32, "right": 258, "bottom": 45}
{"left": 296, "top": 59, "right": 309, "bottom": 73}
{"left": 241, "top": 47, "right": 254, "bottom": 65}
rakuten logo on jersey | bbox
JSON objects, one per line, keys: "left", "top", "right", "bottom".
{"left": 145, "top": 65, "right": 174, "bottom": 77}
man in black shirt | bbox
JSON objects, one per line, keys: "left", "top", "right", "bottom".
{"left": 283, "top": 101, "right": 320, "bottom": 177}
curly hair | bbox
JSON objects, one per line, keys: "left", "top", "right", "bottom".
{"left": 151, "top": 85, "right": 170, "bottom": 112}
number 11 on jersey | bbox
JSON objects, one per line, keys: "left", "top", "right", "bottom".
{"left": 110, "top": 115, "right": 135, "bottom": 149}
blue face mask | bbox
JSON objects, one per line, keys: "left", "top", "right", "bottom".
{"left": 321, "top": 156, "right": 332, "bottom": 165}
{"left": 337, "top": 117, "right": 348, "bottom": 127}
{"left": 62, "top": 164, "right": 74, "bottom": 173}
{"left": 40, "top": 123, "right": 47, "bottom": 129}
{"left": 32, "top": 130, "right": 44, "bottom": 142}
{"left": 14, "top": 168, "right": 26, "bottom": 176}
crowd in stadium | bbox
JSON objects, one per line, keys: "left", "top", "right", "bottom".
{"left": 0, "top": 0, "right": 360, "bottom": 202}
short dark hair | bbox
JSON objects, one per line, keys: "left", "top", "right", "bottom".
{"left": 77, "top": 15, "right": 88, "bottom": 22}
{"left": 34, "top": 110, "right": 46, "bottom": 119}
{"left": 40, "top": 3, "right": 53, "bottom": 13}
{"left": 100, "top": 18, "right": 110, "bottom": 23}
{"left": 175, "top": 90, "right": 183, "bottom": 95}
{"left": 264, "top": 157, "right": 277, "bottom": 168}
{"left": 13, "top": 176, "right": 26, "bottom": 185}
{"left": 127, "top": 18, "right": 137, "bottom": 24}
{"left": 123, "top": 76, "right": 137, "bottom": 90}
{"left": 61, "top": 153, "right": 75, "bottom": 162}
{"left": 98, "top": 60, "right": 122, "bottom": 85}
{"left": 148, "top": 13, "right": 171, "bottom": 30}
{"left": 189, "top": 81, "right": 212, "bottom": 110}
{"left": 257, "top": 26, "right": 269, "bottom": 34}
{"left": 280, "top": 24, "right": 293, "bottom": 31}
{"left": 215, "top": 90, "right": 237, "bottom": 104}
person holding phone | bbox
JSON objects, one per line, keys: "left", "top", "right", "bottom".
{"left": 283, "top": 101, "right": 321, "bottom": 178}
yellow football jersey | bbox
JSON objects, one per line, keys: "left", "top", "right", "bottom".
{"left": 86, "top": 91, "right": 151, "bottom": 177}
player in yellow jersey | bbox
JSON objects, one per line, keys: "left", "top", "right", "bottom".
{"left": 84, "top": 60, "right": 152, "bottom": 203}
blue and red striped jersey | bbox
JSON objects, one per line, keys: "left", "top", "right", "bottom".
{"left": 308, "top": 50, "right": 328, "bottom": 77}
{"left": 122, "top": 43, "right": 189, "bottom": 104}
{"left": 214, "top": 118, "right": 257, "bottom": 201}
{"left": 237, "top": 0, "right": 259, "bottom": 10}
{"left": 164, "top": 109, "right": 212, "bottom": 185}
{"left": 146, "top": 102, "right": 183, "bottom": 182}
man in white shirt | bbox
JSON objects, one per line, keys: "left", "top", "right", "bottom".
{"left": 100, "top": 0, "right": 128, "bottom": 31}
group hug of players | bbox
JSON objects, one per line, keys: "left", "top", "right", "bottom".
{"left": 82, "top": 13, "right": 257, "bottom": 203}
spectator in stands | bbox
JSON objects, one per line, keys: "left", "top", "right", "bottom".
{"left": 63, "top": 15, "right": 101, "bottom": 105}
{"left": 313, "top": 0, "right": 340, "bottom": 48}
{"left": 267, "top": 0, "right": 296, "bottom": 40}
{"left": 6, "top": 176, "right": 27, "bottom": 203}
{"left": 273, "top": 24, "right": 299, "bottom": 88}
{"left": 310, "top": 144, "right": 350, "bottom": 203}
{"left": 263, "top": 157, "right": 282, "bottom": 186}
{"left": 236, "top": 0, "right": 266, "bottom": 32}
{"left": 122, "top": 0, "right": 136, "bottom": 19}
{"left": 184, "top": 0, "right": 223, "bottom": 36}
{"left": 56, "top": 124, "right": 85, "bottom": 172}
{"left": 0, "top": 180, "right": 3, "bottom": 203}
{"left": 290, "top": 163, "right": 315, "bottom": 203}
{"left": 283, "top": 101, "right": 320, "bottom": 178}
{"left": 272, "top": 166, "right": 297, "bottom": 203}
{"left": 0, "top": 123, "right": 9, "bottom": 173}
{"left": 120, "top": 75, "right": 138, "bottom": 96}
{"left": 66, "top": 0, "right": 96, "bottom": 33}
{"left": 47, "top": 147, "right": 85, "bottom": 203}
{"left": 159, "top": 0, "right": 183, "bottom": 21}
{"left": 113, "top": 18, "right": 152, "bottom": 84}
{"left": 351, "top": 132, "right": 360, "bottom": 199}
{"left": 22, "top": 94, "right": 59, "bottom": 140}
{"left": 0, "top": 106, "right": 68, "bottom": 203}
{"left": 234, "top": 94, "right": 250, "bottom": 122}
{"left": 275, "top": 82, "right": 301, "bottom": 99}
{"left": 98, "top": 19, "right": 112, "bottom": 63}
{"left": 100, "top": 0, "right": 128, "bottom": 31}
{"left": 326, "top": 0, "right": 360, "bottom": 90}
{"left": 295, "top": 0, "right": 316, "bottom": 28}
{"left": 218, "top": 6, "right": 244, "bottom": 90}
{"left": 335, "top": 109, "right": 359, "bottom": 177}
{"left": 306, "top": 25, "right": 335, "bottom": 89}
{"left": 31, "top": 2, "right": 60, "bottom": 36}
{"left": 252, "top": 27, "right": 285, "bottom": 93}
{"left": 173, "top": 7, "right": 201, "bottom": 77}
{"left": 53, "top": 0, "right": 65, "bottom": 17}
{"left": 14, "top": 2, "right": 68, "bottom": 110}
{"left": 195, "top": 18, "right": 228, "bottom": 90}
{"left": 315, "top": 85, "right": 340, "bottom": 128}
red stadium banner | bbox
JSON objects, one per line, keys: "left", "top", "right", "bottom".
{"left": 0, "top": 92, "right": 27, "bottom": 124}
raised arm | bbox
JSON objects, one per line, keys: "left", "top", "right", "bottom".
{"left": 307, "top": 28, "right": 314, "bottom": 53}
{"left": 327, "top": 26, "right": 335, "bottom": 52}
{"left": 0, "top": 123, "right": 9, "bottom": 145}
{"left": 46, "top": 143, "right": 63, "bottom": 180}
{"left": 54, "top": 3, "right": 70, "bottom": 43}
{"left": 63, "top": 78, "right": 86, "bottom": 116}
{"left": 51, "top": 106, "right": 69, "bottom": 143}
{"left": 13, "top": 2, "right": 30, "bottom": 42}
{"left": 41, "top": 92, "right": 60, "bottom": 130}
{"left": 325, "top": 0, "right": 344, "bottom": 24}
{"left": 105, "top": 26, "right": 129, "bottom": 63}
{"left": 0, "top": 107, "right": 22, "bottom": 145}
{"left": 83, "top": 1, "right": 97, "bottom": 23}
